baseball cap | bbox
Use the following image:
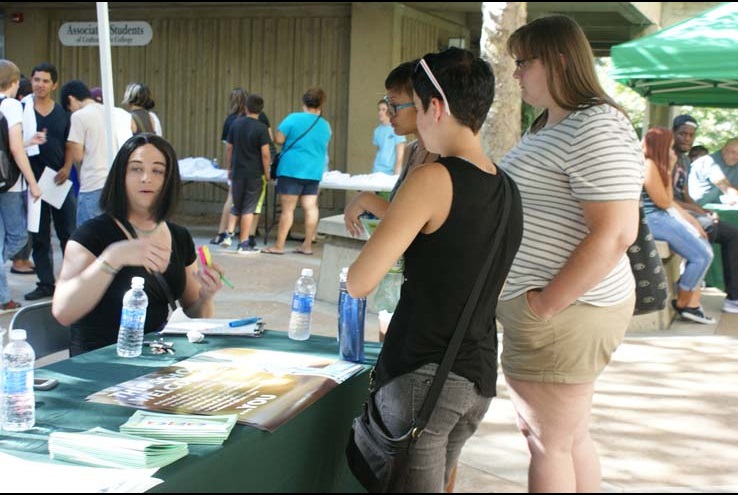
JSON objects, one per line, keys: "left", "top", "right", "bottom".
{"left": 673, "top": 114, "right": 698, "bottom": 130}
{"left": 90, "top": 87, "right": 103, "bottom": 103}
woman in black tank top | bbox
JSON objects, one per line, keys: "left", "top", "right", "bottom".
{"left": 346, "top": 48, "right": 522, "bottom": 492}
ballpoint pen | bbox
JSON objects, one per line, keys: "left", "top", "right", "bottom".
{"left": 229, "top": 316, "right": 262, "bottom": 327}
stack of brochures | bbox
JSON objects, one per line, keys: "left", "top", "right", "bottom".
{"left": 120, "top": 410, "right": 238, "bottom": 445}
{"left": 48, "top": 427, "right": 188, "bottom": 469}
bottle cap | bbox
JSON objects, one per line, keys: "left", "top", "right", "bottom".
{"left": 341, "top": 267, "right": 348, "bottom": 275}
{"left": 10, "top": 329, "right": 27, "bottom": 341}
{"left": 132, "top": 276, "right": 145, "bottom": 288}
{"left": 301, "top": 268, "right": 313, "bottom": 277}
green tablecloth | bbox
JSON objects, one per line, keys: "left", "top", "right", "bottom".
{"left": 0, "top": 331, "right": 381, "bottom": 492}
{"left": 703, "top": 204, "right": 738, "bottom": 291}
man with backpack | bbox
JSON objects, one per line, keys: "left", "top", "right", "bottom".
{"left": 0, "top": 59, "right": 44, "bottom": 313}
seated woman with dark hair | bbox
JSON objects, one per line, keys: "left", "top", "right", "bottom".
{"left": 52, "top": 134, "right": 225, "bottom": 355}
{"left": 642, "top": 127, "right": 715, "bottom": 324}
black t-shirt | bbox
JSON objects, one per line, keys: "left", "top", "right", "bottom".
{"left": 373, "top": 157, "right": 523, "bottom": 398}
{"left": 69, "top": 214, "right": 197, "bottom": 354}
{"left": 227, "top": 116, "right": 271, "bottom": 179}
{"left": 222, "top": 111, "right": 271, "bottom": 141}
{"left": 28, "top": 103, "right": 70, "bottom": 179}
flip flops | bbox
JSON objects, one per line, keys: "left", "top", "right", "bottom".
{"left": 261, "top": 247, "right": 285, "bottom": 255}
{"left": 293, "top": 247, "right": 313, "bottom": 256}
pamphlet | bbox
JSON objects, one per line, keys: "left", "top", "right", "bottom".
{"left": 120, "top": 410, "right": 238, "bottom": 445}
{"left": 48, "top": 427, "right": 188, "bottom": 469}
{"left": 87, "top": 348, "right": 365, "bottom": 432}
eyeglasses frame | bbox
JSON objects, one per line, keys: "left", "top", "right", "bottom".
{"left": 382, "top": 95, "right": 414, "bottom": 117}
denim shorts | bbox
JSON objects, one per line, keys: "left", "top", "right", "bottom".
{"left": 374, "top": 363, "right": 492, "bottom": 492}
{"left": 275, "top": 176, "right": 320, "bottom": 196}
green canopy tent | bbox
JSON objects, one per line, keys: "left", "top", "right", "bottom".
{"left": 610, "top": 2, "right": 738, "bottom": 108}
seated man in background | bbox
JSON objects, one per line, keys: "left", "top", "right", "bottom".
{"left": 688, "top": 138, "right": 738, "bottom": 206}
{"left": 689, "top": 145, "right": 709, "bottom": 162}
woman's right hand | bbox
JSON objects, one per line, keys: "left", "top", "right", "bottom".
{"left": 103, "top": 239, "right": 172, "bottom": 273}
{"left": 344, "top": 195, "right": 367, "bottom": 238}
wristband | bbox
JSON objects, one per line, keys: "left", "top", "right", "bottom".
{"left": 97, "top": 258, "right": 120, "bottom": 276}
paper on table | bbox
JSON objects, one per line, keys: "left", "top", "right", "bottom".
{"left": 26, "top": 189, "right": 41, "bottom": 233}
{"left": 38, "top": 166, "right": 73, "bottom": 209}
{"left": 0, "top": 451, "right": 162, "bottom": 493}
{"left": 161, "top": 307, "right": 263, "bottom": 336}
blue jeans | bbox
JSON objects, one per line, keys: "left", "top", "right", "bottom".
{"left": 646, "top": 209, "right": 713, "bottom": 291}
{"left": 0, "top": 191, "right": 29, "bottom": 303}
{"left": 77, "top": 189, "right": 102, "bottom": 227}
{"left": 375, "top": 363, "right": 492, "bottom": 492}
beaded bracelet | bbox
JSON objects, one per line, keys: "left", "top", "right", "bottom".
{"left": 97, "top": 258, "right": 120, "bottom": 276}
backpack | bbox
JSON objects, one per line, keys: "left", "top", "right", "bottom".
{"left": 0, "top": 104, "right": 21, "bottom": 193}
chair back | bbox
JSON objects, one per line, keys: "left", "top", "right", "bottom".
{"left": 8, "top": 301, "right": 70, "bottom": 360}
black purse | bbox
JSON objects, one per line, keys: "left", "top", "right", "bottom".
{"left": 270, "top": 115, "right": 321, "bottom": 180}
{"left": 627, "top": 204, "right": 668, "bottom": 315}
{"left": 345, "top": 177, "right": 513, "bottom": 493}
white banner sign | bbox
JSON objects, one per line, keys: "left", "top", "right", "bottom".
{"left": 58, "top": 21, "right": 152, "bottom": 46}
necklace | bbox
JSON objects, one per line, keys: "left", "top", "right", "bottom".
{"left": 131, "top": 222, "right": 162, "bottom": 237}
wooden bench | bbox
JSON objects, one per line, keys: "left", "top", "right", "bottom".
{"left": 627, "top": 240, "right": 680, "bottom": 332}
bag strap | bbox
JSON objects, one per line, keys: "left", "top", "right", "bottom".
{"left": 110, "top": 215, "right": 178, "bottom": 312}
{"left": 410, "top": 175, "right": 513, "bottom": 437}
{"left": 279, "top": 114, "right": 321, "bottom": 157}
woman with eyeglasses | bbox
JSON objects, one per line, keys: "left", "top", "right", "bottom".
{"left": 496, "top": 15, "right": 643, "bottom": 492}
{"left": 343, "top": 61, "right": 439, "bottom": 237}
{"left": 346, "top": 48, "right": 523, "bottom": 492}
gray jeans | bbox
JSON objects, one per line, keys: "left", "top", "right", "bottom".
{"left": 375, "top": 363, "right": 492, "bottom": 492}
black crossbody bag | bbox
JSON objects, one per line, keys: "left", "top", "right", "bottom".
{"left": 345, "top": 177, "right": 513, "bottom": 493}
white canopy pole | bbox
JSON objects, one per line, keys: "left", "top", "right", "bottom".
{"left": 96, "top": 2, "right": 116, "bottom": 167}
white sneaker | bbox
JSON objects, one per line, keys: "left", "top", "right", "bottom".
{"left": 679, "top": 306, "right": 717, "bottom": 325}
{"left": 722, "top": 298, "right": 738, "bottom": 314}
{"left": 219, "top": 233, "right": 233, "bottom": 248}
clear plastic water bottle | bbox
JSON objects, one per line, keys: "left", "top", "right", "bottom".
{"left": 288, "top": 268, "right": 317, "bottom": 341}
{"left": 374, "top": 257, "right": 404, "bottom": 313}
{"left": 117, "top": 276, "right": 148, "bottom": 358}
{"left": 338, "top": 267, "right": 365, "bottom": 363}
{"left": 2, "top": 329, "right": 35, "bottom": 431}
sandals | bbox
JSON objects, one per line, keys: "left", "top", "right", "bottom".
{"left": 261, "top": 247, "right": 285, "bottom": 255}
{"left": 293, "top": 247, "right": 313, "bottom": 256}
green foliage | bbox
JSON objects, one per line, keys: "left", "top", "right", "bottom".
{"left": 597, "top": 57, "right": 738, "bottom": 151}
{"left": 596, "top": 58, "right": 646, "bottom": 135}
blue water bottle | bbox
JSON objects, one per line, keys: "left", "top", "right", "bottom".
{"left": 338, "top": 267, "right": 365, "bottom": 363}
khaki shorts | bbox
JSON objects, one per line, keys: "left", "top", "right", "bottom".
{"left": 497, "top": 292, "right": 635, "bottom": 384}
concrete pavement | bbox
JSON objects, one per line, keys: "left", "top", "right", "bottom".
{"left": 2, "top": 219, "right": 737, "bottom": 492}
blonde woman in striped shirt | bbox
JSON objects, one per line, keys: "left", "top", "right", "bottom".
{"left": 497, "top": 16, "right": 643, "bottom": 492}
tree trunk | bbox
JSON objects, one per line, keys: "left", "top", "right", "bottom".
{"left": 480, "top": 2, "right": 527, "bottom": 163}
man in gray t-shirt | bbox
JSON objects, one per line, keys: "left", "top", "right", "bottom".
{"left": 688, "top": 138, "right": 738, "bottom": 206}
